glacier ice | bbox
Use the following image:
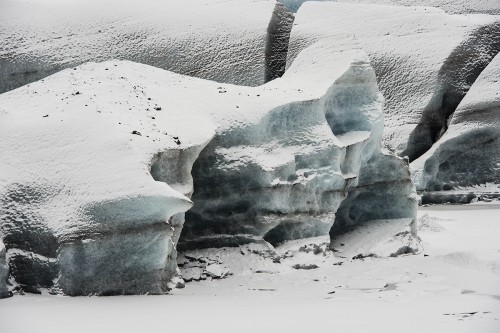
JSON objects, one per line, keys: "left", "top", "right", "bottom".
{"left": 411, "top": 53, "right": 500, "bottom": 203}
{"left": 0, "top": 0, "right": 293, "bottom": 93}
{"left": 180, "top": 41, "right": 417, "bottom": 249}
{"left": 287, "top": 2, "right": 500, "bottom": 161}
{"left": 0, "top": 240, "right": 9, "bottom": 298}
{"left": 0, "top": 62, "right": 214, "bottom": 295}
{"left": 278, "top": 0, "right": 500, "bottom": 14}
{"left": 0, "top": 41, "right": 417, "bottom": 294}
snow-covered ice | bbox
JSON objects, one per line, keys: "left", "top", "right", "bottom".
{"left": 0, "top": 61, "right": 215, "bottom": 295}
{"left": 287, "top": 2, "right": 500, "bottom": 161}
{"left": 0, "top": 40, "right": 417, "bottom": 295}
{"left": 0, "top": 0, "right": 292, "bottom": 93}
{"left": 411, "top": 53, "right": 500, "bottom": 202}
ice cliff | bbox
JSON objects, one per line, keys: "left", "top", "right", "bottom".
{"left": 287, "top": 2, "right": 500, "bottom": 162}
{"left": 0, "top": 41, "right": 417, "bottom": 295}
{"left": 411, "top": 54, "right": 500, "bottom": 203}
{"left": 0, "top": 62, "right": 215, "bottom": 295}
{"left": 0, "top": 0, "right": 293, "bottom": 93}
{"left": 181, "top": 42, "right": 417, "bottom": 250}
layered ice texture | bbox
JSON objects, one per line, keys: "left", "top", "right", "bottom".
{"left": 287, "top": 2, "right": 500, "bottom": 161}
{"left": 411, "top": 54, "right": 500, "bottom": 203}
{"left": 0, "top": 39, "right": 417, "bottom": 295}
{"left": 0, "top": 0, "right": 293, "bottom": 93}
{"left": 0, "top": 62, "right": 215, "bottom": 295}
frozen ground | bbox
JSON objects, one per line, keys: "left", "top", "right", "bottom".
{"left": 0, "top": 203, "right": 499, "bottom": 332}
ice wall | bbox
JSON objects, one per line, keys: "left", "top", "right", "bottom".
{"left": 180, "top": 41, "right": 417, "bottom": 249}
{"left": 287, "top": 2, "right": 500, "bottom": 161}
{"left": 0, "top": 62, "right": 214, "bottom": 295}
{"left": 0, "top": 0, "right": 291, "bottom": 93}
{"left": 411, "top": 54, "right": 500, "bottom": 203}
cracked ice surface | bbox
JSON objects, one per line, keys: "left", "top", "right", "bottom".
{"left": 287, "top": 2, "right": 500, "bottom": 160}
{"left": 0, "top": 0, "right": 291, "bottom": 93}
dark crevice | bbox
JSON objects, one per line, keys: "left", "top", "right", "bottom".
{"left": 403, "top": 23, "right": 500, "bottom": 162}
{"left": 265, "top": 3, "right": 295, "bottom": 82}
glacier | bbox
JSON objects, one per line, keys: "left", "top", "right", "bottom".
{"left": 0, "top": 62, "right": 215, "bottom": 295}
{"left": 411, "top": 53, "right": 500, "bottom": 203}
{"left": 0, "top": 0, "right": 293, "bottom": 93}
{"left": 287, "top": 2, "right": 500, "bottom": 162}
{"left": 0, "top": 40, "right": 417, "bottom": 295}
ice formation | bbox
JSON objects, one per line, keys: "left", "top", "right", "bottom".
{"left": 287, "top": 2, "right": 500, "bottom": 161}
{"left": 279, "top": 0, "right": 500, "bottom": 14}
{"left": 0, "top": 39, "right": 417, "bottom": 294}
{"left": 0, "top": 0, "right": 293, "bottom": 93}
{"left": 180, "top": 42, "right": 417, "bottom": 249}
{"left": 0, "top": 241, "right": 9, "bottom": 298}
{"left": 0, "top": 62, "right": 215, "bottom": 295}
{"left": 411, "top": 53, "right": 500, "bottom": 203}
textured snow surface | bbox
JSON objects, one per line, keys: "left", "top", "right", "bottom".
{"left": 279, "top": 0, "right": 500, "bottom": 14}
{"left": 287, "top": 2, "right": 500, "bottom": 160}
{"left": 411, "top": 53, "right": 500, "bottom": 201}
{"left": 0, "top": 0, "right": 292, "bottom": 93}
{"left": 0, "top": 61, "right": 214, "bottom": 295}
{"left": 0, "top": 204, "right": 499, "bottom": 333}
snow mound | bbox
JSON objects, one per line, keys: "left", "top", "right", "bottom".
{"left": 0, "top": 0, "right": 293, "bottom": 93}
{"left": 287, "top": 2, "right": 500, "bottom": 161}
{"left": 411, "top": 53, "right": 500, "bottom": 202}
{"left": 0, "top": 61, "right": 214, "bottom": 295}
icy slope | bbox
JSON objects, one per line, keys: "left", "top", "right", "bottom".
{"left": 411, "top": 53, "right": 500, "bottom": 203}
{"left": 0, "top": 62, "right": 214, "bottom": 295}
{"left": 287, "top": 2, "right": 500, "bottom": 161}
{"left": 279, "top": 0, "right": 500, "bottom": 14}
{"left": 0, "top": 0, "right": 293, "bottom": 93}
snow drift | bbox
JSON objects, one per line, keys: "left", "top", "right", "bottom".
{"left": 0, "top": 0, "right": 293, "bottom": 93}
{"left": 287, "top": 2, "right": 500, "bottom": 161}
{"left": 411, "top": 53, "right": 500, "bottom": 203}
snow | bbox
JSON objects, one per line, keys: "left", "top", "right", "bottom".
{"left": 287, "top": 2, "right": 500, "bottom": 159}
{"left": 0, "top": 204, "right": 499, "bottom": 332}
{"left": 411, "top": 53, "right": 500, "bottom": 201}
{"left": 0, "top": 0, "right": 290, "bottom": 93}
{"left": 279, "top": 0, "right": 500, "bottom": 14}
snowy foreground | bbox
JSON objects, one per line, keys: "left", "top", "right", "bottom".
{"left": 1, "top": 203, "right": 498, "bottom": 333}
